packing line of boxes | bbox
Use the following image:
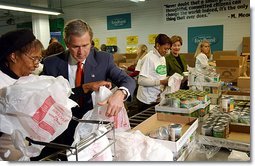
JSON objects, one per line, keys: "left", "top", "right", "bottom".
{"left": 188, "top": 80, "right": 222, "bottom": 105}
{"left": 155, "top": 99, "right": 211, "bottom": 122}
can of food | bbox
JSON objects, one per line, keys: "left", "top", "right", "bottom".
{"left": 203, "top": 86, "right": 211, "bottom": 93}
{"left": 212, "top": 87, "right": 219, "bottom": 94}
{"left": 213, "top": 126, "right": 225, "bottom": 138}
{"left": 201, "top": 124, "right": 213, "bottom": 136}
{"left": 180, "top": 97, "right": 189, "bottom": 108}
{"left": 222, "top": 97, "right": 230, "bottom": 112}
{"left": 229, "top": 111, "right": 239, "bottom": 123}
{"left": 205, "top": 121, "right": 216, "bottom": 127}
{"left": 221, "top": 122, "right": 229, "bottom": 138}
{"left": 197, "top": 95, "right": 205, "bottom": 102}
{"left": 239, "top": 113, "right": 250, "bottom": 124}
{"left": 168, "top": 124, "right": 182, "bottom": 141}
{"left": 229, "top": 96, "right": 235, "bottom": 111}
{"left": 149, "top": 126, "right": 169, "bottom": 140}
{"left": 172, "top": 97, "right": 180, "bottom": 108}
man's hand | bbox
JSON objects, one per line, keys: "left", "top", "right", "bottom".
{"left": 82, "top": 81, "right": 112, "bottom": 93}
{"left": 97, "top": 90, "right": 125, "bottom": 117}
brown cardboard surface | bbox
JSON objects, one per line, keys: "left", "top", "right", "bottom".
{"left": 119, "top": 62, "right": 134, "bottom": 68}
{"left": 216, "top": 59, "right": 240, "bottom": 67}
{"left": 247, "top": 61, "right": 250, "bottom": 76}
{"left": 230, "top": 123, "right": 250, "bottom": 133}
{"left": 227, "top": 132, "right": 250, "bottom": 143}
{"left": 219, "top": 56, "right": 244, "bottom": 62}
{"left": 132, "top": 114, "right": 192, "bottom": 135}
{"left": 182, "top": 53, "right": 195, "bottom": 67}
{"left": 213, "top": 50, "right": 237, "bottom": 57}
{"left": 242, "top": 37, "right": 250, "bottom": 53}
{"left": 182, "top": 53, "right": 195, "bottom": 59}
{"left": 228, "top": 123, "right": 250, "bottom": 143}
{"left": 213, "top": 54, "right": 221, "bottom": 61}
{"left": 237, "top": 77, "right": 250, "bottom": 91}
{"left": 157, "top": 113, "right": 197, "bottom": 124}
{"left": 216, "top": 66, "right": 241, "bottom": 82}
{"left": 113, "top": 53, "right": 126, "bottom": 66}
{"left": 126, "top": 58, "right": 136, "bottom": 63}
{"left": 125, "top": 53, "right": 137, "bottom": 59}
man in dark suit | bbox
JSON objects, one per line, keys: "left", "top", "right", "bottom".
{"left": 31, "top": 19, "right": 136, "bottom": 161}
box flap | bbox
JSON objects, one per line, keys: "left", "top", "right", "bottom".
{"left": 222, "top": 91, "right": 250, "bottom": 96}
{"left": 230, "top": 123, "right": 250, "bottom": 133}
{"left": 216, "top": 59, "right": 240, "bottom": 67}
{"left": 157, "top": 113, "right": 196, "bottom": 124}
{"left": 213, "top": 50, "right": 238, "bottom": 57}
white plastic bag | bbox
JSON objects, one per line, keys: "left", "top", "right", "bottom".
{"left": 228, "top": 150, "right": 250, "bottom": 161}
{"left": 90, "top": 86, "right": 130, "bottom": 131}
{"left": 167, "top": 73, "right": 183, "bottom": 93}
{"left": 0, "top": 75, "right": 77, "bottom": 157}
{"left": 69, "top": 125, "right": 112, "bottom": 161}
{"left": 114, "top": 130, "right": 173, "bottom": 161}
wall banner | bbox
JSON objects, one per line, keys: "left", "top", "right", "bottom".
{"left": 163, "top": 0, "right": 250, "bottom": 23}
{"left": 107, "top": 13, "right": 131, "bottom": 30}
{"left": 188, "top": 25, "right": 223, "bottom": 53}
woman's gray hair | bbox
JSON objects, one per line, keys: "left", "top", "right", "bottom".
{"left": 64, "top": 19, "right": 93, "bottom": 44}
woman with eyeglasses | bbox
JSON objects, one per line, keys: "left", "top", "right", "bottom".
{"left": 0, "top": 29, "right": 43, "bottom": 81}
{"left": 0, "top": 29, "right": 44, "bottom": 160}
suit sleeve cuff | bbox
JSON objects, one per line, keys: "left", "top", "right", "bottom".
{"left": 118, "top": 87, "right": 130, "bottom": 101}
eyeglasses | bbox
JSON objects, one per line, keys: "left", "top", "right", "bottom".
{"left": 24, "top": 54, "right": 43, "bottom": 63}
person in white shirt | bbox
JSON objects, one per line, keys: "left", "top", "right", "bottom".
{"left": 136, "top": 34, "right": 171, "bottom": 111}
{"left": 194, "top": 40, "right": 215, "bottom": 91}
{"left": 194, "top": 40, "right": 212, "bottom": 72}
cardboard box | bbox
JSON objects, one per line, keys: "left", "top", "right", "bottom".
{"left": 246, "top": 61, "right": 250, "bottom": 76}
{"left": 198, "top": 123, "right": 250, "bottom": 151}
{"left": 182, "top": 53, "right": 195, "bottom": 67}
{"left": 155, "top": 100, "right": 210, "bottom": 115}
{"left": 216, "top": 66, "right": 242, "bottom": 82}
{"left": 113, "top": 53, "right": 137, "bottom": 66}
{"left": 113, "top": 53, "right": 126, "bottom": 66}
{"left": 216, "top": 56, "right": 245, "bottom": 82}
{"left": 132, "top": 114, "right": 198, "bottom": 153}
{"left": 213, "top": 50, "right": 238, "bottom": 60}
{"left": 119, "top": 62, "right": 134, "bottom": 68}
{"left": 222, "top": 91, "right": 250, "bottom": 101}
{"left": 237, "top": 77, "right": 250, "bottom": 92}
{"left": 126, "top": 58, "right": 136, "bottom": 63}
{"left": 242, "top": 37, "right": 250, "bottom": 53}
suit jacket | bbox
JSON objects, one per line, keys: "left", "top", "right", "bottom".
{"left": 42, "top": 48, "right": 136, "bottom": 118}
{"left": 165, "top": 52, "right": 187, "bottom": 76}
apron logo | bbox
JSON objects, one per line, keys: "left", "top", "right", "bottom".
{"left": 156, "top": 65, "right": 167, "bottom": 75}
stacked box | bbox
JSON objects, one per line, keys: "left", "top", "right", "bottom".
{"left": 156, "top": 102, "right": 210, "bottom": 118}
{"left": 189, "top": 82, "right": 222, "bottom": 105}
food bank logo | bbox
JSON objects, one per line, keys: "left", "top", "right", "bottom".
{"left": 192, "top": 34, "right": 217, "bottom": 46}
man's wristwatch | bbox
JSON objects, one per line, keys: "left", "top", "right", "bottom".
{"left": 120, "top": 89, "right": 128, "bottom": 99}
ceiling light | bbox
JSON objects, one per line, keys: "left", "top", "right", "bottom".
{"left": 0, "top": 2, "right": 63, "bottom": 16}
{"left": 130, "top": 0, "right": 145, "bottom": 3}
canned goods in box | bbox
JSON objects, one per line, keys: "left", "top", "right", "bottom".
{"left": 213, "top": 126, "right": 225, "bottom": 138}
{"left": 212, "top": 87, "right": 219, "bottom": 94}
{"left": 197, "top": 95, "right": 205, "bottom": 102}
{"left": 180, "top": 97, "right": 189, "bottom": 108}
{"left": 203, "top": 86, "right": 211, "bottom": 93}
{"left": 201, "top": 124, "right": 213, "bottom": 136}
{"left": 172, "top": 97, "right": 180, "bottom": 108}
{"left": 168, "top": 124, "right": 182, "bottom": 141}
{"left": 222, "top": 97, "right": 230, "bottom": 112}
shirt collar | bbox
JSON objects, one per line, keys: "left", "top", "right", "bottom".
{"left": 153, "top": 47, "right": 162, "bottom": 58}
{"left": 68, "top": 52, "right": 86, "bottom": 65}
